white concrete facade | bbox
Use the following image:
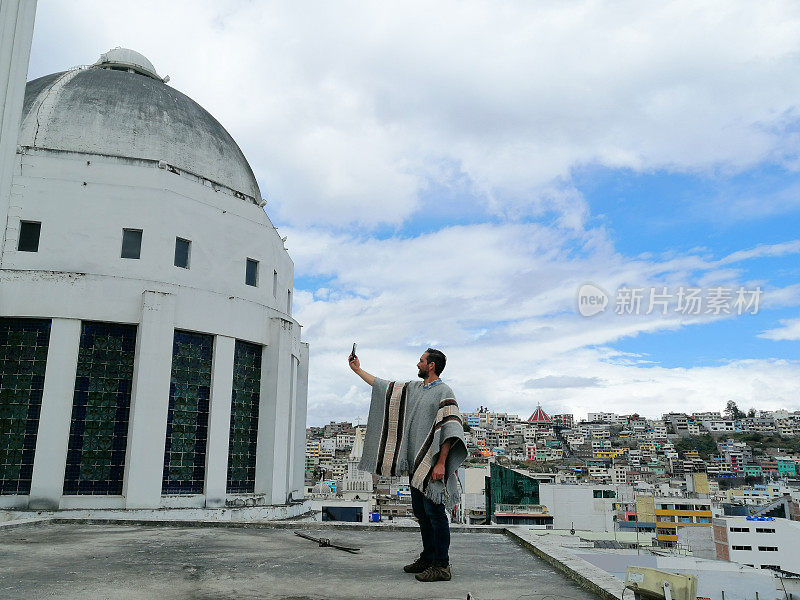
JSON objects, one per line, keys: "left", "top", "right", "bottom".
{"left": 0, "top": 40, "right": 309, "bottom": 511}
{"left": 715, "top": 516, "right": 800, "bottom": 574}
{"left": 538, "top": 483, "right": 617, "bottom": 532}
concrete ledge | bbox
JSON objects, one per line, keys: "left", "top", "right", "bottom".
{"left": 38, "top": 517, "right": 506, "bottom": 534}
{"left": 0, "top": 501, "right": 310, "bottom": 524}
{"left": 0, "top": 516, "right": 53, "bottom": 530}
{"left": 504, "top": 527, "right": 625, "bottom": 600}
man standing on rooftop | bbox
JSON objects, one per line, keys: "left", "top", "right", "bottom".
{"left": 349, "top": 347, "right": 467, "bottom": 582}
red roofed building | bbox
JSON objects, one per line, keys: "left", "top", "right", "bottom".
{"left": 527, "top": 404, "right": 552, "bottom": 429}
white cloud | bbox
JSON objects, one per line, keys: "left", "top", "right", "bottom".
{"left": 759, "top": 318, "right": 800, "bottom": 341}
{"left": 524, "top": 376, "right": 604, "bottom": 389}
{"left": 289, "top": 223, "right": 800, "bottom": 424}
{"left": 761, "top": 284, "right": 800, "bottom": 309}
{"left": 719, "top": 240, "right": 800, "bottom": 265}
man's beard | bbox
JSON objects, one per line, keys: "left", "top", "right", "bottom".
{"left": 417, "top": 369, "right": 426, "bottom": 379}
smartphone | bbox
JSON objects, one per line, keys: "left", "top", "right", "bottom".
{"left": 350, "top": 343, "right": 357, "bottom": 359}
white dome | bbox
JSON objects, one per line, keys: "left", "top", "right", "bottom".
{"left": 19, "top": 51, "right": 261, "bottom": 200}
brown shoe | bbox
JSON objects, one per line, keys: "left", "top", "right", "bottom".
{"left": 415, "top": 565, "right": 451, "bottom": 582}
{"left": 403, "top": 557, "right": 432, "bottom": 573}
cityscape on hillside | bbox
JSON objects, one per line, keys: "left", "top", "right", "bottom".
{"left": 305, "top": 401, "right": 800, "bottom": 592}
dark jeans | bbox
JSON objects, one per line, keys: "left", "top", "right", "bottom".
{"left": 410, "top": 486, "right": 450, "bottom": 567}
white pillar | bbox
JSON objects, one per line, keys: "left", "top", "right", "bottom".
{"left": 255, "top": 317, "right": 292, "bottom": 504}
{"left": 0, "top": 0, "right": 37, "bottom": 267}
{"left": 204, "top": 334, "right": 234, "bottom": 507}
{"left": 291, "top": 342, "right": 309, "bottom": 499}
{"left": 27, "top": 317, "right": 80, "bottom": 509}
{"left": 123, "top": 290, "right": 175, "bottom": 508}
{"left": 284, "top": 356, "right": 297, "bottom": 497}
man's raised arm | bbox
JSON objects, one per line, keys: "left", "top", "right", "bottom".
{"left": 348, "top": 354, "right": 376, "bottom": 386}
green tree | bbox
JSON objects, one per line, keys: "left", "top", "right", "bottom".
{"left": 724, "top": 400, "right": 745, "bottom": 420}
{"left": 674, "top": 434, "right": 719, "bottom": 460}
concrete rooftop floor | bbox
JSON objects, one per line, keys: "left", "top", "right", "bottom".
{"left": 0, "top": 522, "right": 601, "bottom": 600}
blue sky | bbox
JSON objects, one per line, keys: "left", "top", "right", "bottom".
{"left": 31, "top": 0, "right": 800, "bottom": 424}
{"left": 575, "top": 164, "right": 800, "bottom": 367}
{"left": 577, "top": 164, "right": 800, "bottom": 260}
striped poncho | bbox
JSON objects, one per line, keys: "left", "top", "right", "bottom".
{"left": 358, "top": 377, "right": 466, "bottom": 509}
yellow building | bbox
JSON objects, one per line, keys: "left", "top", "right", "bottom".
{"left": 690, "top": 473, "right": 709, "bottom": 495}
{"left": 654, "top": 497, "right": 712, "bottom": 546}
{"left": 592, "top": 449, "right": 627, "bottom": 460}
{"left": 636, "top": 496, "right": 656, "bottom": 524}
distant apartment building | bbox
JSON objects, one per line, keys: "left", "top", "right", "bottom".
{"left": 610, "top": 466, "right": 628, "bottom": 485}
{"left": 654, "top": 497, "right": 713, "bottom": 546}
{"left": 335, "top": 433, "right": 355, "bottom": 450}
{"left": 778, "top": 458, "right": 797, "bottom": 477}
{"left": 589, "top": 427, "right": 611, "bottom": 439}
{"left": 751, "top": 419, "right": 777, "bottom": 433}
{"left": 593, "top": 448, "right": 626, "bottom": 460}
{"left": 760, "top": 457, "right": 779, "bottom": 476}
{"left": 693, "top": 411, "right": 722, "bottom": 421}
{"left": 463, "top": 412, "right": 482, "bottom": 428}
{"left": 647, "top": 423, "right": 668, "bottom": 438}
{"left": 776, "top": 420, "right": 800, "bottom": 436}
{"left": 701, "top": 419, "right": 736, "bottom": 434}
{"left": 587, "top": 412, "right": 617, "bottom": 423}
{"left": 662, "top": 443, "right": 678, "bottom": 459}
{"left": 471, "top": 426, "right": 487, "bottom": 440}
{"left": 714, "top": 516, "right": 800, "bottom": 574}
{"left": 322, "top": 421, "right": 354, "bottom": 438}
{"left": 317, "top": 447, "right": 335, "bottom": 466}
{"left": 329, "top": 459, "right": 347, "bottom": 480}
{"left": 663, "top": 412, "right": 689, "bottom": 434}
{"left": 306, "top": 439, "right": 320, "bottom": 457}
{"left": 525, "top": 443, "right": 537, "bottom": 460}
{"left": 538, "top": 483, "right": 617, "bottom": 531}
{"left": 724, "top": 483, "right": 788, "bottom": 505}
{"left": 587, "top": 466, "right": 609, "bottom": 481}
{"left": 565, "top": 433, "right": 585, "bottom": 446}
{"left": 305, "top": 439, "right": 320, "bottom": 470}
{"left": 552, "top": 414, "right": 574, "bottom": 428}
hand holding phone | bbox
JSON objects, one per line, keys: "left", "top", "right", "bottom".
{"left": 349, "top": 342, "right": 357, "bottom": 361}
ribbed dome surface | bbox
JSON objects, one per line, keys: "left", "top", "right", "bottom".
{"left": 19, "top": 63, "right": 260, "bottom": 199}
